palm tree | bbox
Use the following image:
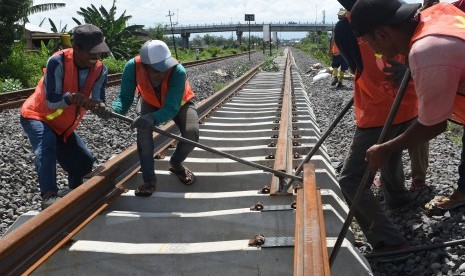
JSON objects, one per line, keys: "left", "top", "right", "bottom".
{"left": 20, "top": 1, "right": 65, "bottom": 48}
{"left": 72, "top": 0, "right": 147, "bottom": 59}
{"left": 22, "top": 1, "right": 65, "bottom": 24}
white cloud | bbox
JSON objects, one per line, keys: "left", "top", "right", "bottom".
{"left": 30, "top": 0, "right": 451, "bottom": 39}
{"left": 29, "top": 0, "right": 343, "bottom": 30}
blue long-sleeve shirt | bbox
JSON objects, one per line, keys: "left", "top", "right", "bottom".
{"left": 111, "top": 58, "right": 187, "bottom": 125}
{"left": 44, "top": 54, "right": 108, "bottom": 109}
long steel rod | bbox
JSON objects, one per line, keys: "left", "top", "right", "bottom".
{"left": 365, "top": 238, "right": 465, "bottom": 259}
{"left": 285, "top": 97, "right": 354, "bottom": 190}
{"left": 329, "top": 68, "right": 411, "bottom": 266}
{"left": 110, "top": 112, "right": 303, "bottom": 182}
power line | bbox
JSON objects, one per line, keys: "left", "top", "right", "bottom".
{"left": 167, "top": 10, "right": 178, "bottom": 59}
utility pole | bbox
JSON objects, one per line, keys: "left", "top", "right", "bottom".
{"left": 167, "top": 10, "right": 178, "bottom": 59}
{"left": 248, "top": 20, "right": 251, "bottom": 60}
{"left": 245, "top": 14, "right": 254, "bottom": 61}
{"left": 231, "top": 17, "right": 234, "bottom": 46}
{"left": 269, "top": 26, "right": 272, "bottom": 56}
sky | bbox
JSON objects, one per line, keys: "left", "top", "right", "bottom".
{"left": 27, "top": 0, "right": 454, "bottom": 40}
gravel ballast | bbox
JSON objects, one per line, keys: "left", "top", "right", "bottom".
{"left": 2, "top": 49, "right": 464, "bottom": 275}
{"left": 292, "top": 48, "right": 464, "bottom": 276}
{"left": 0, "top": 52, "right": 263, "bottom": 235}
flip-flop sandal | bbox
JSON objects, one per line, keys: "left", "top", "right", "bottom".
{"left": 169, "top": 167, "right": 197, "bottom": 185}
{"left": 135, "top": 182, "right": 156, "bottom": 197}
{"left": 430, "top": 195, "right": 465, "bottom": 210}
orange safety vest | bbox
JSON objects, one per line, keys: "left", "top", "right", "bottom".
{"left": 331, "top": 40, "right": 340, "bottom": 55}
{"left": 353, "top": 40, "right": 418, "bottom": 128}
{"left": 134, "top": 56, "right": 195, "bottom": 108}
{"left": 21, "top": 48, "right": 103, "bottom": 140}
{"left": 411, "top": 3, "right": 465, "bottom": 124}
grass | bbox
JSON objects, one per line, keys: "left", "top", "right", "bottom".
{"left": 213, "top": 82, "right": 227, "bottom": 91}
{"left": 446, "top": 121, "right": 463, "bottom": 146}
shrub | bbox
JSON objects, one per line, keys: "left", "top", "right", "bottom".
{"left": 0, "top": 42, "right": 47, "bottom": 88}
{"left": 205, "top": 46, "right": 221, "bottom": 58}
{"left": 102, "top": 57, "right": 127, "bottom": 74}
{"left": 0, "top": 78, "right": 23, "bottom": 93}
{"left": 261, "top": 56, "right": 279, "bottom": 72}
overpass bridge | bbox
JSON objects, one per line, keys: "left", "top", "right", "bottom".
{"left": 169, "top": 22, "right": 335, "bottom": 48}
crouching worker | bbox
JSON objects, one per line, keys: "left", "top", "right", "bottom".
{"left": 20, "top": 24, "right": 110, "bottom": 209}
{"left": 111, "top": 40, "right": 199, "bottom": 196}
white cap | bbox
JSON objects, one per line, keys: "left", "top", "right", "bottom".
{"left": 140, "top": 40, "right": 177, "bottom": 72}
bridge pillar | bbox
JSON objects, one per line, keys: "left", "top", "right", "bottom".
{"left": 181, "top": 32, "right": 190, "bottom": 49}
{"left": 236, "top": 31, "right": 243, "bottom": 45}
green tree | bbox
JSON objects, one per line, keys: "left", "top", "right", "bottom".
{"left": 148, "top": 24, "right": 167, "bottom": 41}
{"left": 48, "top": 18, "right": 67, "bottom": 33}
{"left": 192, "top": 35, "right": 203, "bottom": 47}
{"left": 24, "top": 1, "right": 65, "bottom": 24}
{"left": 72, "top": 0, "right": 147, "bottom": 59}
{"left": 203, "top": 34, "right": 215, "bottom": 46}
{"left": 0, "top": 0, "right": 29, "bottom": 61}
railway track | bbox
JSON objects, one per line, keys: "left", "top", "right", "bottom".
{"left": 0, "top": 50, "right": 372, "bottom": 275}
{"left": 0, "top": 51, "right": 254, "bottom": 112}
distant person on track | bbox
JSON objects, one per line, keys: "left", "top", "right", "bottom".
{"left": 111, "top": 40, "right": 199, "bottom": 196}
{"left": 333, "top": 0, "right": 429, "bottom": 259}
{"left": 329, "top": 8, "right": 349, "bottom": 88}
{"left": 20, "top": 24, "right": 111, "bottom": 209}
{"left": 352, "top": 0, "right": 465, "bottom": 211}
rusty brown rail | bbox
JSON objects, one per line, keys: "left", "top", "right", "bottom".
{"left": 294, "top": 164, "right": 330, "bottom": 275}
{"left": 0, "top": 51, "right": 332, "bottom": 275}
{"left": 0, "top": 62, "right": 263, "bottom": 276}
{"left": 0, "top": 52, "right": 255, "bottom": 112}
{"left": 270, "top": 53, "right": 294, "bottom": 194}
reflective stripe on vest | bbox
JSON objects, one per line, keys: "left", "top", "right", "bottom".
{"left": 21, "top": 48, "right": 103, "bottom": 140}
{"left": 134, "top": 56, "right": 195, "bottom": 108}
{"left": 45, "top": 109, "right": 63, "bottom": 120}
{"left": 412, "top": 3, "right": 465, "bottom": 124}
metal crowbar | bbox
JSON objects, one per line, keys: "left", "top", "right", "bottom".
{"left": 329, "top": 68, "right": 412, "bottom": 266}
{"left": 109, "top": 112, "right": 303, "bottom": 182}
{"left": 284, "top": 97, "right": 354, "bottom": 191}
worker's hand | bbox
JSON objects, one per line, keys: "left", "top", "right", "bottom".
{"left": 383, "top": 59, "right": 408, "bottom": 89}
{"left": 92, "top": 102, "right": 113, "bottom": 120}
{"left": 130, "top": 113, "right": 156, "bottom": 130}
{"left": 67, "top": 93, "right": 89, "bottom": 107}
{"left": 365, "top": 143, "right": 391, "bottom": 176}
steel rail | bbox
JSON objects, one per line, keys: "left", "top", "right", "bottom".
{"left": 285, "top": 97, "right": 354, "bottom": 191}
{"left": 110, "top": 111, "right": 303, "bottom": 182}
{"left": 270, "top": 54, "right": 295, "bottom": 194}
{"left": 0, "top": 61, "right": 264, "bottom": 275}
{"left": 0, "top": 52, "right": 256, "bottom": 112}
{"left": 293, "top": 164, "right": 330, "bottom": 275}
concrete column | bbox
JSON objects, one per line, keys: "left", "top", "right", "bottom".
{"left": 236, "top": 31, "right": 243, "bottom": 45}
{"left": 181, "top": 32, "right": 190, "bottom": 49}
